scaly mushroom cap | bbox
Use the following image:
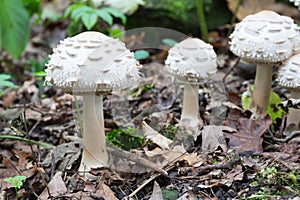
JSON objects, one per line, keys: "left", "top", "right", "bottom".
{"left": 165, "top": 38, "right": 217, "bottom": 84}
{"left": 45, "top": 31, "right": 141, "bottom": 94}
{"left": 290, "top": 0, "right": 300, "bottom": 9}
{"left": 229, "top": 10, "right": 300, "bottom": 64}
{"left": 277, "top": 53, "right": 300, "bottom": 90}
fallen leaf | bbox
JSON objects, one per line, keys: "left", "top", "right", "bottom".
{"left": 38, "top": 171, "right": 67, "bottom": 199}
{"left": 149, "top": 181, "right": 163, "bottom": 200}
{"left": 201, "top": 125, "right": 234, "bottom": 152}
{"left": 142, "top": 121, "right": 173, "bottom": 150}
{"left": 95, "top": 181, "right": 118, "bottom": 200}
{"left": 226, "top": 0, "right": 299, "bottom": 20}
{"left": 224, "top": 116, "right": 272, "bottom": 154}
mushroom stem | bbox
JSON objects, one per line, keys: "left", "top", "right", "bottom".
{"left": 181, "top": 83, "right": 201, "bottom": 126}
{"left": 286, "top": 90, "right": 300, "bottom": 129}
{"left": 80, "top": 94, "right": 109, "bottom": 172}
{"left": 251, "top": 64, "right": 273, "bottom": 118}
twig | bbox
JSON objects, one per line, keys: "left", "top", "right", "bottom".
{"left": 267, "top": 128, "right": 300, "bottom": 143}
{"left": 222, "top": 57, "right": 240, "bottom": 84}
{"left": 0, "top": 135, "right": 54, "bottom": 148}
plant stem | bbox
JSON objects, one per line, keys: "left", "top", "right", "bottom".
{"left": 74, "top": 96, "right": 83, "bottom": 136}
{"left": 0, "top": 135, "right": 54, "bottom": 148}
{"left": 251, "top": 64, "right": 273, "bottom": 118}
{"left": 196, "top": 0, "right": 209, "bottom": 42}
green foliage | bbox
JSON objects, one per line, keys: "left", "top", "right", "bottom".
{"left": 134, "top": 50, "right": 150, "bottom": 60}
{"left": 22, "top": 0, "right": 41, "bottom": 17}
{"left": 160, "top": 125, "right": 177, "bottom": 140}
{"left": 0, "top": 74, "right": 18, "bottom": 98}
{"left": 162, "top": 188, "right": 179, "bottom": 200}
{"left": 4, "top": 175, "right": 27, "bottom": 197}
{"left": 250, "top": 166, "right": 300, "bottom": 198}
{"left": 128, "top": 83, "right": 155, "bottom": 97}
{"left": 0, "top": 0, "right": 30, "bottom": 59}
{"left": 65, "top": 3, "right": 126, "bottom": 36}
{"left": 106, "top": 127, "right": 143, "bottom": 150}
{"left": 241, "top": 85, "right": 286, "bottom": 123}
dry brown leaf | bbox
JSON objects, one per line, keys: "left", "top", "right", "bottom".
{"left": 38, "top": 171, "right": 67, "bottom": 199}
{"left": 95, "top": 181, "right": 118, "bottom": 200}
{"left": 142, "top": 121, "right": 173, "bottom": 150}
{"left": 201, "top": 125, "right": 235, "bottom": 152}
{"left": 226, "top": 0, "right": 299, "bottom": 20}
{"left": 149, "top": 181, "right": 163, "bottom": 200}
{"left": 225, "top": 116, "right": 272, "bottom": 154}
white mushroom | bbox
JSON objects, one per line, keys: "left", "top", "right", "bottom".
{"left": 165, "top": 38, "right": 217, "bottom": 127}
{"left": 45, "top": 31, "right": 141, "bottom": 175}
{"left": 277, "top": 53, "right": 300, "bottom": 131}
{"left": 229, "top": 10, "right": 300, "bottom": 118}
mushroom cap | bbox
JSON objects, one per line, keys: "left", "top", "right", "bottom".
{"left": 165, "top": 38, "right": 217, "bottom": 84}
{"left": 45, "top": 31, "right": 141, "bottom": 94}
{"left": 290, "top": 0, "right": 300, "bottom": 9}
{"left": 277, "top": 53, "right": 300, "bottom": 90}
{"left": 229, "top": 10, "right": 300, "bottom": 64}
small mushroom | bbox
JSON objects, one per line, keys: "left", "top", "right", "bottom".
{"left": 165, "top": 38, "right": 217, "bottom": 128}
{"left": 277, "top": 53, "right": 300, "bottom": 131}
{"left": 229, "top": 10, "right": 300, "bottom": 118}
{"left": 45, "top": 31, "right": 141, "bottom": 176}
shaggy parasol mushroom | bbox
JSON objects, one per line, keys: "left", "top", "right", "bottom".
{"left": 45, "top": 31, "right": 141, "bottom": 174}
{"left": 165, "top": 38, "right": 217, "bottom": 127}
{"left": 277, "top": 53, "right": 300, "bottom": 131}
{"left": 229, "top": 10, "right": 300, "bottom": 118}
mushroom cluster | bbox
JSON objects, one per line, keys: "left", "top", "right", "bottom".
{"left": 229, "top": 10, "right": 300, "bottom": 118}
{"left": 277, "top": 54, "right": 300, "bottom": 131}
{"left": 165, "top": 38, "right": 217, "bottom": 127}
{"left": 45, "top": 31, "right": 141, "bottom": 174}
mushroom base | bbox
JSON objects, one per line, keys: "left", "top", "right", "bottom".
{"left": 285, "top": 90, "right": 300, "bottom": 132}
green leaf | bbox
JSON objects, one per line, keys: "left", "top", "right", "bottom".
{"left": 81, "top": 12, "right": 98, "bottom": 30}
{"left": 4, "top": 175, "right": 26, "bottom": 189}
{"left": 134, "top": 50, "right": 150, "bottom": 60}
{"left": 64, "top": 3, "right": 85, "bottom": 18}
{"left": 70, "top": 6, "right": 91, "bottom": 21}
{"left": 95, "top": 9, "right": 113, "bottom": 25}
{"left": 101, "top": 7, "right": 127, "bottom": 24}
{"left": 0, "top": 0, "right": 30, "bottom": 59}
{"left": 22, "top": 0, "right": 41, "bottom": 17}
{"left": 108, "top": 28, "right": 123, "bottom": 40}
{"left": 162, "top": 38, "right": 177, "bottom": 47}
{"left": 0, "top": 74, "right": 18, "bottom": 89}
{"left": 34, "top": 71, "right": 46, "bottom": 77}
{"left": 241, "top": 84, "right": 286, "bottom": 122}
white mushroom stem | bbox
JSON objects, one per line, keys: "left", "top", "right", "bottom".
{"left": 286, "top": 90, "right": 300, "bottom": 129}
{"left": 181, "top": 83, "right": 201, "bottom": 127}
{"left": 251, "top": 64, "right": 273, "bottom": 118}
{"left": 79, "top": 94, "right": 109, "bottom": 172}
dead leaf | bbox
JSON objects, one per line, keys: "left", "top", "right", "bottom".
{"left": 176, "top": 190, "right": 198, "bottom": 200}
{"left": 201, "top": 125, "right": 235, "bottom": 152}
{"left": 224, "top": 116, "right": 272, "bottom": 154}
{"left": 95, "top": 181, "right": 118, "bottom": 200}
{"left": 38, "top": 171, "right": 67, "bottom": 199}
{"left": 226, "top": 0, "right": 299, "bottom": 20}
{"left": 142, "top": 121, "right": 173, "bottom": 150}
{"left": 149, "top": 181, "right": 163, "bottom": 200}
{"left": 2, "top": 90, "right": 16, "bottom": 108}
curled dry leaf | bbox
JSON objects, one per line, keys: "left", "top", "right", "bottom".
{"left": 149, "top": 181, "right": 163, "bottom": 200}
{"left": 39, "top": 171, "right": 67, "bottom": 199}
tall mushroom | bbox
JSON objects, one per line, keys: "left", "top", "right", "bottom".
{"left": 165, "top": 38, "right": 217, "bottom": 127}
{"left": 45, "top": 31, "right": 141, "bottom": 174}
{"left": 277, "top": 53, "right": 300, "bottom": 131}
{"left": 229, "top": 10, "right": 300, "bottom": 118}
